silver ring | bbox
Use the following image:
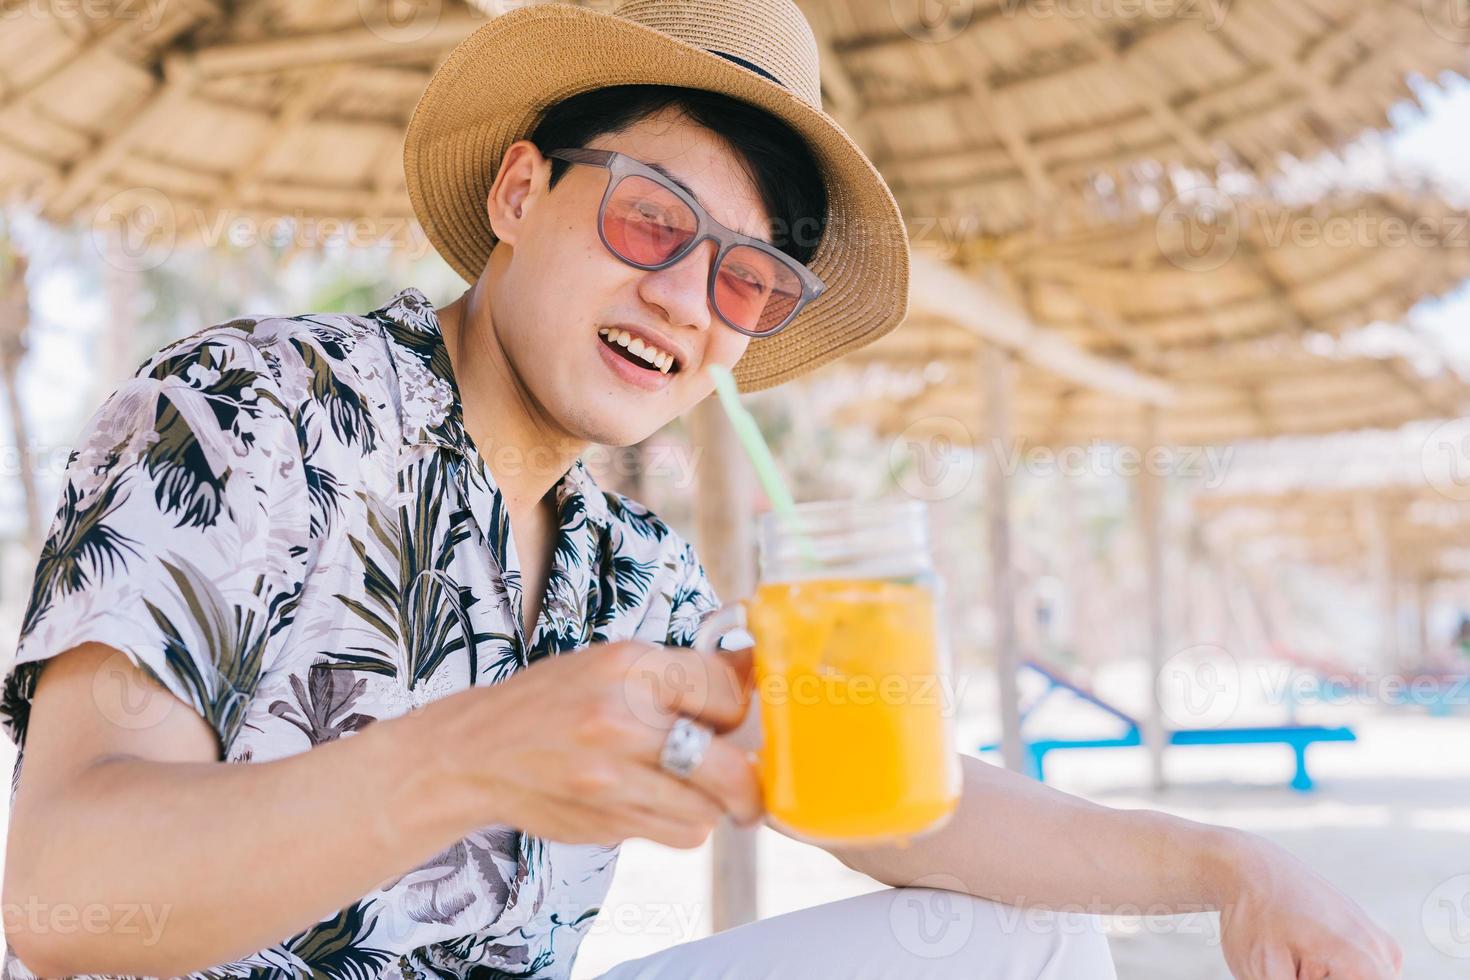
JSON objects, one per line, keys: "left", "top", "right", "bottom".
{"left": 658, "top": 717, "right": 712, "bottom": 779}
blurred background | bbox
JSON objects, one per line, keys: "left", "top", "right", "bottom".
{"left": 2, "top": 0, "right": 1470, "bottom": 977}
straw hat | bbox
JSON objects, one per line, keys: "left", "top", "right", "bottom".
{"left": 402, "top": 0, "right": 911, "bottom": 392}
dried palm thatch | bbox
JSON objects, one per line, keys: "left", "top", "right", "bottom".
{"left": 830, "top": 337, "right": 1467, "bottom": 445}
{"left": 828, "top": 191, "right": 1470, "bottom": 444}
{"left": 1196, "top": 483, "right": 1470, "bottom": 581}
{"left": 0, "top": 1, "right": 485, "bottom": 243}
{"left": 2, "top": 0, "right": 1464, "bottom": 247}
{"left": 991, "top": 190, "right": 1470, "bottom": 363}
{"left": 1191, "top": 424, "right": 1470, "bottom": 580}
{"left": 808, "top": 0, "right": 1470, "bottom": 238}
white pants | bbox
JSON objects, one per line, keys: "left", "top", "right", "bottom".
{"left": 592, "top": 887, "right": 1118, "bottom": 979}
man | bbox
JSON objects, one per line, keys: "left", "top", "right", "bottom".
{"left": 1, "top": 1, "right": 1400, "bottom": 978}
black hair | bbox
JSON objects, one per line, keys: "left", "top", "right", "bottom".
{"left": 527, "top": 84, "right": 828, "bottom": 265}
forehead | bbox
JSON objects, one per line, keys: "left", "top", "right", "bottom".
{"left": 587, "top": 112, "right": 772, "bottom": 242}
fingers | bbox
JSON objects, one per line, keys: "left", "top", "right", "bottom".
{"left": 680, "top": 735, "right": 763, "bottom": 825}
{"left": 608, "top": 720, "right": 762, "bottom": 826}
{"left": 618, "top": 642, "right": 751, "bottom": 733}
{"left": 1262, "top": 946, "right": 1297, "bottom": 980}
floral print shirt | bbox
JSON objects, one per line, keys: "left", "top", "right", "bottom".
{"left": 0, "top": 286, "right": 721, "bottom": 979}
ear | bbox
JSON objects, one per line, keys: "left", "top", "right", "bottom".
{"left": 486, "top": 140, "right": 550, "bottom": 246}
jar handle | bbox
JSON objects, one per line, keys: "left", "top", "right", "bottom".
{"left": 692, "top": 601, "right": 761, "bottom": 752}
{"left": 692, "top": 601, "right": 751, "bottom": 658}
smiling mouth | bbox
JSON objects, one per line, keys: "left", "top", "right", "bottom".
{"left": 598, "top": 327, "right": 681, "bottom": 375}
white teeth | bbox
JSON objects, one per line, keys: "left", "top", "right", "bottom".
{"left": 599, "top": 327, "right": 677, "bottom": 374}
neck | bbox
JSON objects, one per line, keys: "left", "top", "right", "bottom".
{"left": 435, "top": 283, "right": 586, "bottom": 519}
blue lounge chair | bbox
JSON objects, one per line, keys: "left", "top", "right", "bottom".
{"left": 978, "top": 659, "right": 1356, "bottom": 792}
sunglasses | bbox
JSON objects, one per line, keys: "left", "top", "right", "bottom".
{"left": 544, "top": 147, "right": 826, "bottom": 338}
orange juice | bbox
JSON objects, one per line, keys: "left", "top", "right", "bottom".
{"left": 747, "top": 576, "right": 961, "bottom": 844}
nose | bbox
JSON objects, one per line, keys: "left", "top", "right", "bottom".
{"left": 637, "top": 237, "right": 716, "bottom": 333}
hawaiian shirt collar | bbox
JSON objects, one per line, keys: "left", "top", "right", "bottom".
{"left": 370, "top": 286, "right": 611, "bottom": 530}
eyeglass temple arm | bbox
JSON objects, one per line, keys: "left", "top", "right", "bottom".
{"left": 544, "top": 147, "right": 614, "bottom": 165}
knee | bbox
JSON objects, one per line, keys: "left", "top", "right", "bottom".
{"left": 885, "top": 888, "right": 1115, "bottom": 979}
{"left": 1038, "top": 911, "right": 1115, "bottom": 979}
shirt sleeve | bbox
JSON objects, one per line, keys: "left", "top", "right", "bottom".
{"left": 0, "top": 327, "right": 311, "bottom": 759}
{"left": 661, "top": 534, "right": 723, "bottom": 649}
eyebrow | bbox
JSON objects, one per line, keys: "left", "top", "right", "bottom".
{"left": 646, "top": 160, "right": 773, "bottom": 244}
{"left": 646, "top": 161, "right": 700, "bottom": 204}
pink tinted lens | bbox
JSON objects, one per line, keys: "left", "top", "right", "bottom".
{"left": 715, "top": 243, "right": 803, "bottom": 334}
{"left": 602, "top": 174, "right": 698, "bottom": 265}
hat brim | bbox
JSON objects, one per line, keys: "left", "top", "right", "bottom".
{"left": 402, "top": 4, "right": 910, "bottom": 392}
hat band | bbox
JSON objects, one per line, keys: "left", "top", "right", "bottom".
{"left": 704, "top": 49, "right": 784, "bottom": 88}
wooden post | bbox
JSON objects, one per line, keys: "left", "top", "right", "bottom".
{"left": 1415, "top": 575, "right": 1432, "bottom": 670}
{"left": 0, "top": 245, "right": 39, "bottom": 558}
{"left": 687, "top": 396, "right": 759, "bottom": 930}
{"left": 982, "top": 344, "right": 1026, "bottom": 774}
{"left": 1137, "top": 405, "right": 1167, "bottom": 792}
{"left": 1356, "top": 496, "right": 1396, "bottom": 673}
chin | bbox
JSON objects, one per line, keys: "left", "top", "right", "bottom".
{"left": 567, "top": 406, "right": 666, "bottom": 449}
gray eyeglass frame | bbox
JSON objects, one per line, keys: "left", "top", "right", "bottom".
{"left": 545, "top": 146, "right": 826, "bottom": 338}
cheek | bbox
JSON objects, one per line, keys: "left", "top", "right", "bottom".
{"left": 705, "top": 330, "right": 751, "bottom": 370}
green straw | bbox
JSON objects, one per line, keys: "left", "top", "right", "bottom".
{"left": 705, "top": 364, "right": 818, "bottom": 565}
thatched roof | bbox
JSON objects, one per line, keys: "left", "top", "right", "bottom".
{"left": 989, "top": 191, "right": 1470, "bottom": 363}
{"left": 827, "top": 191, "right": 1470, "bottom": 444}
{"left": 0, "top": 3, "right": 485, "bottom": 241}
{"left": 1195, "top": 483, "right": 1470, "bottom": 581}
{"left": 808, "top": 0, "right": 1470, "bottom": 238}
{"left": 2, "top": 0, "right": 1464, "bottom": 244}
{"left": 828, "top": 337, "right": 1467, "bottom": 445}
